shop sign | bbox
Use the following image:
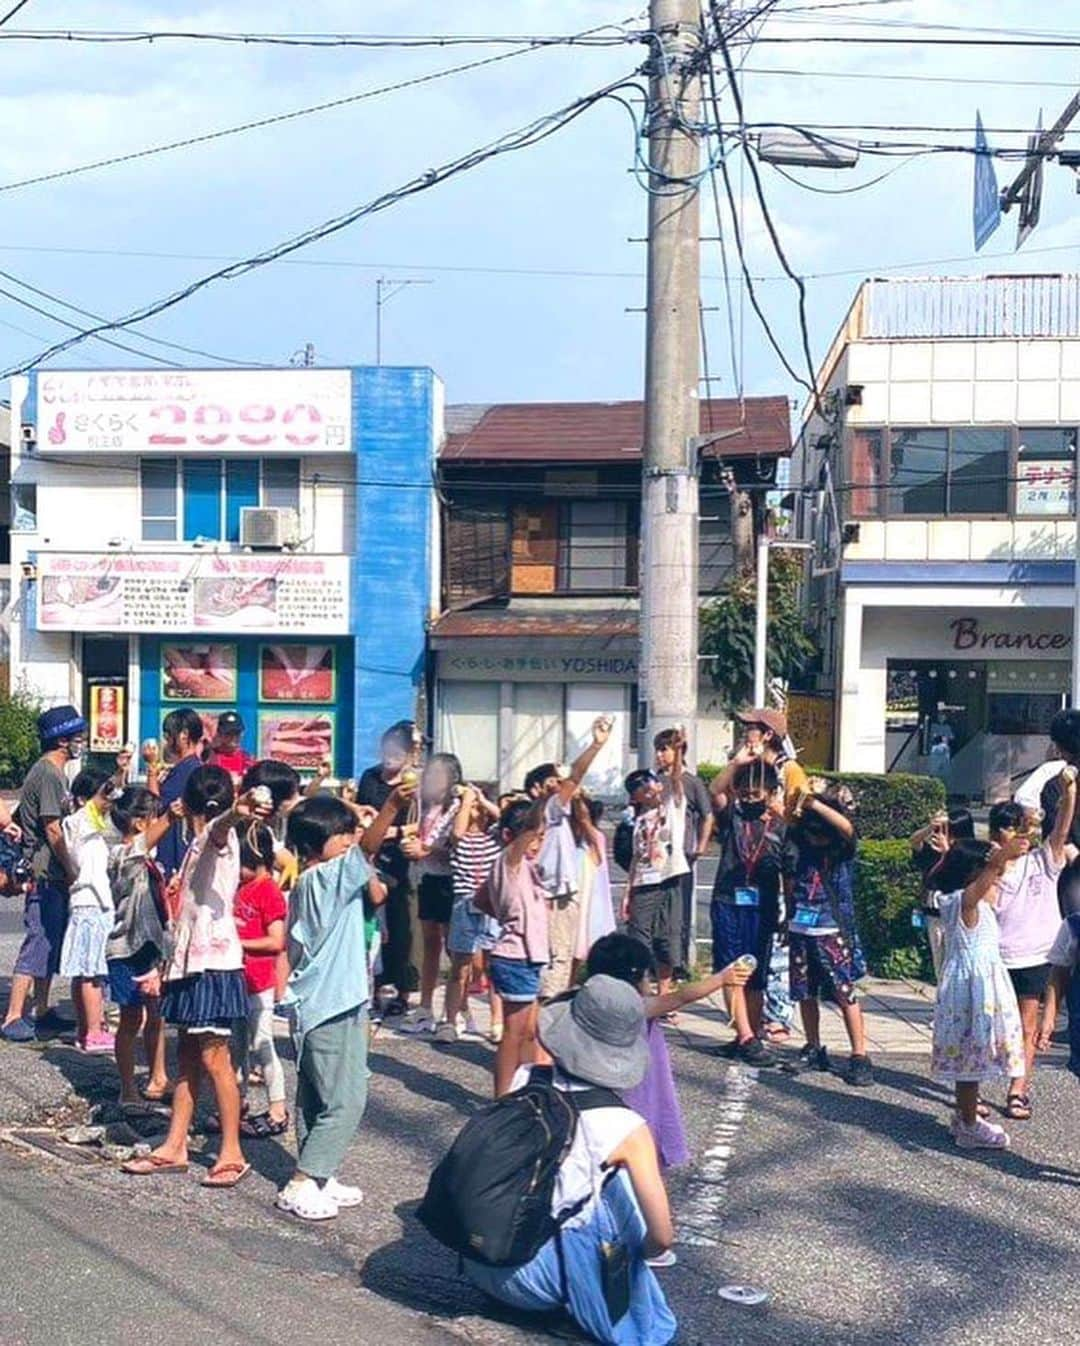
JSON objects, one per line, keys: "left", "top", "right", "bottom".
{"left": 441, "top": 652, "right": 638, "bottom": 681}
{"left": 787, "top": 692, "right": 833, "bottom": 770}
{"left": 36, "top": 552, "right": 350, "bottom": 635}
{"left": 34, "top": 369, "right": 352, "bottom": 454}
{"left": 950, "top": 617, "right": 1071, "bottom": 654}
{"left": 1016, "top": 460, "right": 1074, "bottom": 516}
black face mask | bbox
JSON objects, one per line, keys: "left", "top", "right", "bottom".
{"left": 739, "top": 800, "right": 767, "bottom": 820}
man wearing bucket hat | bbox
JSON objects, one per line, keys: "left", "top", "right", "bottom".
{"left": 1, "top": 704, "right": 86, "bottom": 1043}
{"left": 462, "top": 976, "right": 677, "bottom": 1346}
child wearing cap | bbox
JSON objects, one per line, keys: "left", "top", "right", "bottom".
{"left": 207, "top": 711, "right": 255, "bottom": 784}
{"left": 735, "top": 707, "right": 810, "bottom": 820}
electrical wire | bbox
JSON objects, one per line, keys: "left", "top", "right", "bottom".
{"left": 0, "top": 43, "right": 576, "bottom": 196}
{"left": 710, "top": 3, "right": 822, "bottom": 410}
{"left": 764, "top": 154, "right": 924, "bottom": 194}
{"left": 736, "top": 34, "right": 1080, "bottom": 48}
{"left": 1, "top": 72, "right": 646, "bottom": 378}
{"left": 740, "top": 65, "right": 1080, "bottom": 92}
{"left": 0, "top": 0, "right": 32, "bottom": 26}
{"left": 0, "top": 24, "right": 648, "bottom": 49}
{"left": 0, "top": 284, "right": 186, "bottom": 367}
{"left": 0, "top": 268, "right": 269, "bottom": 366}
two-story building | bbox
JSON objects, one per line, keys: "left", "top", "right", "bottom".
{"left": 432, "top": 396, "right": 791, "bottom": 795}
{"left": 797, "top": 274, "right": 1080, "bottom": 799}
{"left": 8, "top": 366, "right": 441, "bottom": 774}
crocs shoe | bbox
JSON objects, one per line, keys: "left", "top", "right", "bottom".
{"left": 323, "top": 1178, "right": 364, "bottom": 1210}
{"left": 951, "top": 1116, "right": 1010, "bottom": 1150}
{"left": 276, "top": 1177, "right": 338, "bottom": 1221}
{"left": 0, "top": 1017, "right": 36, "bottom": 1044}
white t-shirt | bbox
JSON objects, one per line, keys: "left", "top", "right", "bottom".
{"left": 994, "top": 843, "right": 1064, "bottom": 968}
{"left": 508, "top": 1067, "right": 644, "bottom": 1228}
{"left": 1048, "top": 917, "right": 1079, "bottom": 970}
{"left": 63, "top": 807, "right": 114, "bottom": 912}
{"left": 1014, "top": 760, "right": 1063, "bottom": 812}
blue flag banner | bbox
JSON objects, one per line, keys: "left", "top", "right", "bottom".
{"left": 973, "top": 110, "right": 1001, "bottom": 251}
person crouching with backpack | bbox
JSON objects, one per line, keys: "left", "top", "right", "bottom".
{"left": 454, "top": 976, "right": 676, "bottom": 1346}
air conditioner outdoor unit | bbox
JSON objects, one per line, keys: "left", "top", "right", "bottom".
{"left": 240, "top": 507, "right": 300, "bottom": 550}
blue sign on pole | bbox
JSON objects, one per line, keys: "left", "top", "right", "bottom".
{"left": 973, "top": 110, "right": 1001, "bottom": 251}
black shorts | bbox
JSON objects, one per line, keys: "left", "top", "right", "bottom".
{"left": 418, "top": 874, "right": 454, "bottom": 925}
{"left": 1007, "top": 963, "right": 1051, "bottom": 999}
{"left": 627, "top": 877, "right": 683, "bottom": 971}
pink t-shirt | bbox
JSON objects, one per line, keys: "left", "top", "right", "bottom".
{"left": 994, "top": 843, "right": 1064, "bottom": 969}
{"left": 477, "top": 851, "right": 550, "bottom": 965}
{"left": 164, "top": 826, "right": 243, "bottom": 981}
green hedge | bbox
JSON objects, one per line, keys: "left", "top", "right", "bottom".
{"left": 854, "top": 838, "right": 931, "bottom": 982}
{"left": 0, "top": 688, "right": 42, "bottom": 788}
{"left": 697, "top": 764, "right": 944, "bottom": 841}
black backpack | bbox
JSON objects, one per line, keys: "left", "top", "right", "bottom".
{"left": 416, "top": 1066, "right": 620, "bottom": 1267}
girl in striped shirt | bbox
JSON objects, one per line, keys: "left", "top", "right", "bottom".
{"left": 436, "top": 784, "right": 503, "bottom": 1045}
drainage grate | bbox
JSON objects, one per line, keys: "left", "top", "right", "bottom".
{"left": 7, "top": 1130, "right": 105, "bottom": 1165}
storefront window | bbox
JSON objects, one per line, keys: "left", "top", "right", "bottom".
{"left": 437, "top": 681, "right": 500, "bottom": 783}
{"left": 948, "top": 427, "right": 1009, "bottom": 514}
{"left": 1017, "top": 427, "right": 1076, "bottom": 516}
{"left": 510, "top": 683, "right": 564, "bottom": 784}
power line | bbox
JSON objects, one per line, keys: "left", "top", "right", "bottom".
{"left": 0, "top": 44, "right": 569, "bottom": 196}
{"left": 738, "top": 34, "right": 1080, "bottom": 49}
{"left": 764, "top": 154, "right": 925, "bottom": 194}
{"left": 0, "top": 24, "right": 648, "bottom": 48}
{"left": 710, "top": 4, "right": 821, "bottom": 410}
{"left": 0, "top": 1, "right": 32, "bottom": 26}
{"left": 1, "top": 72, "right": 644, "bottom": 377}
{"left": 0, "top": 284, "right": 187, "bottom": 367}
{"left": 0, "top": 268, "right": 268, "bottom": 367}
{"left": 741, "top": 64, "right": 1080, "bottom": 91}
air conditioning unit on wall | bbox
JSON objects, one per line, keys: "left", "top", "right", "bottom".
{"left": 240, "top": 507, "right": 300, "bottom": 550}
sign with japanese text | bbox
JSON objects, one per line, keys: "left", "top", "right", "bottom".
{"left": 36, "top": 552, "right": 350, "bottom": 635}
{"left": 1016, "top": 459, "right": 1075, "bottom": 516}
{"left": 440, "top": 651, "right": 638, "bottom": 682}
{"left": 33, "top": 369, "right": 352, "bottom": 454}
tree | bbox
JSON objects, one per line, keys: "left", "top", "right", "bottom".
{"left": 700, "top": 548, "right": 817, "bottom": 711}
{"left": 0, "top": 685, "right": 43, "bottom": 787}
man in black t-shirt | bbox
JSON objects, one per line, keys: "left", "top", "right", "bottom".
{"left": 2, "top": 705, "right": 85, "bottom": 1043}
{"left": 358, "top": 720, "right": 420, "bottom": 1014}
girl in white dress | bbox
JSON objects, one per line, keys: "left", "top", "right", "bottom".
{"left": 931, "top": 838, "right": 1026, "bottom": 1151}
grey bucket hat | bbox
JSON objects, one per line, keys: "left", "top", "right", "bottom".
{"left": 537, "top": 975, "right": 648, "bottom": 1092}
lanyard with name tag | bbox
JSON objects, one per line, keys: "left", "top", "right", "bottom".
{"left": 734, "top": 886, "right": 760, "bottom": 908}
{"left": 789, "top": 871, "right": 837, "bottom": 932}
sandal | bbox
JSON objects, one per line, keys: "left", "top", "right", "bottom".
{"left": 239, "top": 1111, "right": 290, "bottom": 1139}
{"left": 140, "top": 1084, "right": 174, "bottom": 1103}
{"left": 122, "top": 1153, "right": 189, "bottom": 1175}
{"left": 201, "top": 1161, "right": 252, "bottom": 1189}
{"left": 1005, "top": 1093, "right": 1032, "bottom": 1120}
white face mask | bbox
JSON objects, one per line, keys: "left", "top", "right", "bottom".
{"left": 67, "top": 737, "right": 86, "bottom": 761}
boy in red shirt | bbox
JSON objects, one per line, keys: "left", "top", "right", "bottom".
{"left": 234, "top": 822, "right": 288, "bottom": 1135}
{"left": 208, "top": 711, "right": 256, "bottom": 785}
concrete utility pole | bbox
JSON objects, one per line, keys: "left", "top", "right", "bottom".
{"left": 639, "top": 0, "right": 703, "bottom": 764}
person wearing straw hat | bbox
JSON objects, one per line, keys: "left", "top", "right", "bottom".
{"left": 462, "top": 976, "right": 677, "bottom": 1346}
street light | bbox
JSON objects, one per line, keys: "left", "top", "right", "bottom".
{"left": 754, "top": 537, "right": 814, "bottom": 708}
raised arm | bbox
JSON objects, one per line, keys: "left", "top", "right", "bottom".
{"left": 644, "top": 958, "right": 753, "bottom": 1019}
{"left": 557, "top": 716, "right": 613, "bottom": 802}
{"left": 710, "top": 744, "right": 756, "bottom": 812}
{"left": 1048, "top": 766, "right": 1077, "bottom": 867}
{"left": 453, "top": 785, "right": 477, "bottom": 840}
{"left": 360, "top": 781, "right": 414, "bottom": 859}
{"left": 802, "top": 794, "right": 855, "bottom": 842}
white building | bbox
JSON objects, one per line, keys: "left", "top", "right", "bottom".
{"left": 796, "top": 274, "right": 1080, "bottom": 800}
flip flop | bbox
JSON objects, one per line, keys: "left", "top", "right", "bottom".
{"left": 122, "top": 1100, "right": 167, "bottom": 1117}
{"left": 121, "top": 1154, "right": 189, "bottom": 1175}
{"left": 202, "top": 1161, "right": 252, "bottom": 1189}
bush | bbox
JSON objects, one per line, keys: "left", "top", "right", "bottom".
{"left": 819, "top": 771, "right": 945, "bottom": 840}
{"left": 0, "top": 687, "right": 42, "bottom": 788}
{"left": 854, "top": 838, "right": 932, "bottom": 981}
{"left": 696, "top": 764, "right": 944, "bottom": 840}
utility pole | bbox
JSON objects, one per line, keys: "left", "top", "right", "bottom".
{"left": 375, "top": 276, "right": 432, "bottom": 365}
{"left": 639, "top": 0, "right": 703, "bottom": 765}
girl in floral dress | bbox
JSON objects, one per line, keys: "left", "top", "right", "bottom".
{"left": 931, "top": 837, "right": 1027, "bottom": 1151}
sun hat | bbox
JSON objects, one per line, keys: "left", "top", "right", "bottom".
{"left": 537, "top": 975, "right": 648, "bottom": 1091}
{"left": 736, "top": 706, "right": 788, "bottom": 739}
{"left": 37, "top": 704, "right": 87, "bottom": 745}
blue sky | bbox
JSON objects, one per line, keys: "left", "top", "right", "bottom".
{"left": 1, "top": 1, "right": 1078, "bottom": 408}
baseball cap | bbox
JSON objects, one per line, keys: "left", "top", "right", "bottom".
{"left": 37, "top": 704, "right": 87, "bottom": 744}
{"left": 217, "top": 711, "right": 245, "bottom": 735}
{"left": 736, "top": 707, "right": 788, "bottom": 739}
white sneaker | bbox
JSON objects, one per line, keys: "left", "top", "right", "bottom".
{"left": 489, "top": 1023, "right": 504, "bottom": 1045}
{"left": 276, "top": 1178, "right": 338, "bottom": 1221}
{"left": 463, "top": 1016, "right": 483, "bottom": 1039}
{"left": 646, "top": 1250, "right": 678, "bottom": 1268}
{"left": 951, "top": 1116, "right": 1010, "bottom": 1150}
{"left": 433, "top": 1021, "right": 458, "bottom": 1044}
{"left": 398, "top": 1008, "right": 435, "bottom": 1035}
{"left": 323, "top": 1177, "right": 364, "bottom": 1209}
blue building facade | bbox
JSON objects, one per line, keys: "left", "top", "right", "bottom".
{"left": 13, "top": 365, "right": 439, "bottom": 776}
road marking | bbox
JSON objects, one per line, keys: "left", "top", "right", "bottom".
{"left": 677, "top": 1063, "right": 757, "bottom": 1248}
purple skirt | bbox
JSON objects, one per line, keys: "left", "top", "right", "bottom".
{"left": 621, "top": 1021, "right": 690, "bottom": 1170}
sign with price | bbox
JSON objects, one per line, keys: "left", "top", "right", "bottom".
{"left": 32, "top": 369, "right": 352, "bottom": 454}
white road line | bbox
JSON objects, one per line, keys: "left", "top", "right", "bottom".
{"left": 677, "top": 1063, "right": 757, "bottom": 1248}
